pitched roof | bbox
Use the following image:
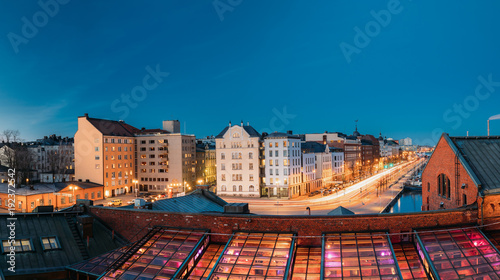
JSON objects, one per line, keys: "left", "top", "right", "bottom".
{"left": 301, "top": 142, "right": 327, "bottom": 154}
{"left": 215, "top": 125, "right": 261, "bottom": 139}
{"left": 0, "top": 212, "right": 125, "bottom": 277}
{"left": 327, "top": 206, "right": 355, "bottom": 215}
{"left": 86, "top": 117, "right": 140, "bottom": 137}
{"left": 122, "top": 189, "right": 228, "bottom": 213}
{"left": 449, "top": 136, "right": 500, "bottom": 192}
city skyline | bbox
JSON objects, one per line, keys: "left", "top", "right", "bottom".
{"left": 2, "top": 1, "right": 500, "bottom": 143}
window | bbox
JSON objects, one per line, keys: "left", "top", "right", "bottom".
{"left": 97, "top": 191, "right": 101, "bottom": 198}
{"left": 249, "top": 163, "right": 253, "bottom": 170}
{"left": 233, "top": 185, "right": 237, "bottom": 192}
{"left": 221, "top": 174, "right": 226, "bottom": 181}
{"left": 2, "top": 239, "right": 33, "bottom": 253}
{"left": 249, "top": 152, "right": 253, "bottom": 159}
{"left": 221, "top": 185, "right": 227, "bottom": 191}
{"left": 437, "top": 173, "right": 451, "bottom": 198}
{"left": 275, "top": 150, "right": 278, "bottom": 157}
{"left": 427, "top": 182, "right": 430, "bottom": 192}
{"left": 239, "top": 185, "right": 243, "bottom": 192}
{"left": 249, "top": 185, "right": 254, "bottom": 192}
{"left": 41, "top": 237, "right": 60, "bottom": 250}
{"left": 249, "top": 174, "right": 254, "bottom": 181}
{"left": 221, "top": 153, "right": 225, "bottom": 160}
{"left": 463, "top": 194, "right": 467, "bottom": 206}
{"left": 91, "top": 192, "right": 95, "bottom": 199}
{"left": 221, "top": 164, "right": 225, "bottom": 171}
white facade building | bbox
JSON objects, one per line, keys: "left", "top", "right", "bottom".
{"left": 263, "top": 132, "right": 302, "bottom": 198}
{"left": 215, "top": 122, "right": 261, "bottom": 197}
{"left": 330, "top": 147, "right": 344, "bottom": 181}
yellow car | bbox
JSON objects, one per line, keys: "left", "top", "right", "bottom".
{"left": 108, "top": 199, "right": 122, "bottom": 206}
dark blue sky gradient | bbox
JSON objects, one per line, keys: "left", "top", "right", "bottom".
{"left": 1, "top": 1, "right": 499, "bottom": 144}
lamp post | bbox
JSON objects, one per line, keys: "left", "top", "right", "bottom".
{"left": 69, "top": 186, "right": 77, "bottom": 203}
{"left": 133, "top": 179, "right": 138, "bottom": 198}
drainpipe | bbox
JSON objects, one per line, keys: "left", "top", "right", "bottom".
{"left": 480, "top": 192, "right": 484, "bottom": 227}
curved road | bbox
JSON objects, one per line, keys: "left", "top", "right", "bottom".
{"left": 224, "top": 158, "right": 426, "bottom": 215}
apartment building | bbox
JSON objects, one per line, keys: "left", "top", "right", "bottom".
{"left": 135, "top": 121, "right": 196, "bottom": 194}
{"left": 27, "top": 135, "right": 75, "bottom": 183}
{"left": 263, "top": 132, "right": 302, "bottom": 198}
{"left": 330, "top": 147, "right": 344, "bottom": 182}
{"left": 196, "top": 141, "right": 216, "bottom": 187}
{"left": 215, "top": 122, "right": 261, "bottom": 197}
{"left": 75, "top": 114, "right": 136, "bottom": 197}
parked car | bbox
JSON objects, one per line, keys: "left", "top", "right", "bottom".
{"left": 108, "top": 199, "right": 122, "bottom": 206}
{"left": 127, "top": 199, "right": 136, "bottom": 205}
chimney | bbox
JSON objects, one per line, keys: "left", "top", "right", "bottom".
{"left": 287, "top": 130, "right": 293, "bottom": 135}
{"left": 247, "top": 121, "right": 249, "bottom": 126}
{"left": 84, "top": 113, "right": 88, "bottom": 118}
{"left": 77, "top": 215, "right": 94, "bottom": 239}
{"left": 488, "top": 119, "right": 490, "bottom": 136}
{"left": 241, "top": 120, "right": 244, "bottom": 126}
{"left": 229, "top": 121, "right": 232, "bottom": 127}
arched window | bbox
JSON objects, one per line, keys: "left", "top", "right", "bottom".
{"left": 437, "top": 173, "right": 451, "bottom": 198}
{"left": 233, "top": 185, "right": 237, "bottom": 192}
{"left": 239, "top": 185, "right": 243, "bottom": 192}
{"left": 249, "top": 185, "right": 254, "bottom": 192}
{"left": 221, "top": 185, "right": 226, "bottom": 191}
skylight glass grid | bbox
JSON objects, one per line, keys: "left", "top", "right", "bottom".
{"left": 208, "top": 232, "right": 295, "bottom": 280}
{"left": 323, "top": 232, "right": 401, "bottom": 280}
{"left": 416, "top": 228, "right": 500, "bottom": 280}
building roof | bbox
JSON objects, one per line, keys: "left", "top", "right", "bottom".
{"left": 134, "top": 128, "right": 171, "bottom": 135}
{"left": 329, "top": 146, "right": 343, "bottom": 153}
{"left": 0, "top": 212, "right": 125, "bottom": 277}
{"left": 301, "top": 141, "right": 327, "bottom": 154}
{"left": 0, "top": 181, "right": 102, "bottom": 196}
{"left": 264, "top": 132, "right": 300, "bottom": 139}
{"left": 85, "top": 116, "right": 140, "bottom": 137}
{"left": 327, "top": 206, "right": 355, "bottom": 215}
{"left": 122, "top": 189, "right": 228, "bottom": 213}
{"left": 215, "top": 124, "right": 261, "bottom": 139}
{"left": 449, "top": 135, "right": 500, "bottom": 192}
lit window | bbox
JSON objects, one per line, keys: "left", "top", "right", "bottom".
{"left": 41, "top": 237, "right": 61, "bottom": 250}
{"left": 2, "top": 239, "right": 33, "bottom": 253}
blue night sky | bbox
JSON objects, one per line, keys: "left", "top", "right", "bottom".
{"left": 1, "top": 0, "right": 500, "bottom": 145}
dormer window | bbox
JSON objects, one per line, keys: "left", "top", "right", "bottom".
{"left": 41, "top": 236, "right": 61, "bottom": 251}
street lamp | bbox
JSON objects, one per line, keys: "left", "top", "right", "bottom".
{"left": 133, "top": 179, "right": 138, "bottom": 198}
{"left": 69, "top": 186, "right": 77, "bottom": 203}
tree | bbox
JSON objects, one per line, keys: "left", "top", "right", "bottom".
{"left": 2, "top": 129, "right": 20, "bottom": 143}
{"left": 46, "top": 144, "right": 72, "bottom": 183}
{"left": 0, "top": 130, "right": 32, "bottom": 187}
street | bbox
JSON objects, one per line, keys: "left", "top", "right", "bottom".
{"left": 223, "top": 158, "right": 426, "bottom": 215}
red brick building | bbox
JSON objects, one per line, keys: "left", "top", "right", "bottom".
{"left": 422, "top": 133, "right": 500, "bottom": 211}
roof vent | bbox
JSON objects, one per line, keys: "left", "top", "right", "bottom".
{"left": 224, "top": 203, "right": 249, "bottom": 214}
{"left": 85, "top": 179, "right": 90, "bottom": 182}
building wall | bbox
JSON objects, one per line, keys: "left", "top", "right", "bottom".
{"left": 0, "top": 186, "right": 104, "bottom": 212}
{"left": 422, "top": 136, "right": 479, "bottom": 211}
{"left": 216, "top": 125, "right": 260, "bottom": 197}
{"left": 102, "top": 136, "right": 135, "bottom": 197}
{"left": 75, "top": 117, "right": 104, "bottom": 185}
{"left": 137, "top": 134, "right": 195, "bottom": 194}
{"left": 264, "top": 137, "right": 301, "bottom": 198}
{"left": 90, "top": 206, "right": 478, "bottom": 247}
{"left": 331, "top": 151, "right": 344, "bottom": 181}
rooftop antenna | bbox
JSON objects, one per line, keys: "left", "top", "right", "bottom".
{"left": 488, "top": 114, "right": 500, "bottom": 136}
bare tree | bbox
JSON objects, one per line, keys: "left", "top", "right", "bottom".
{"left": 46, "top": 144, "right": 72, "bottom": 183}
{"left": 2, "top": 129, "right": 20, "bottom": 143}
